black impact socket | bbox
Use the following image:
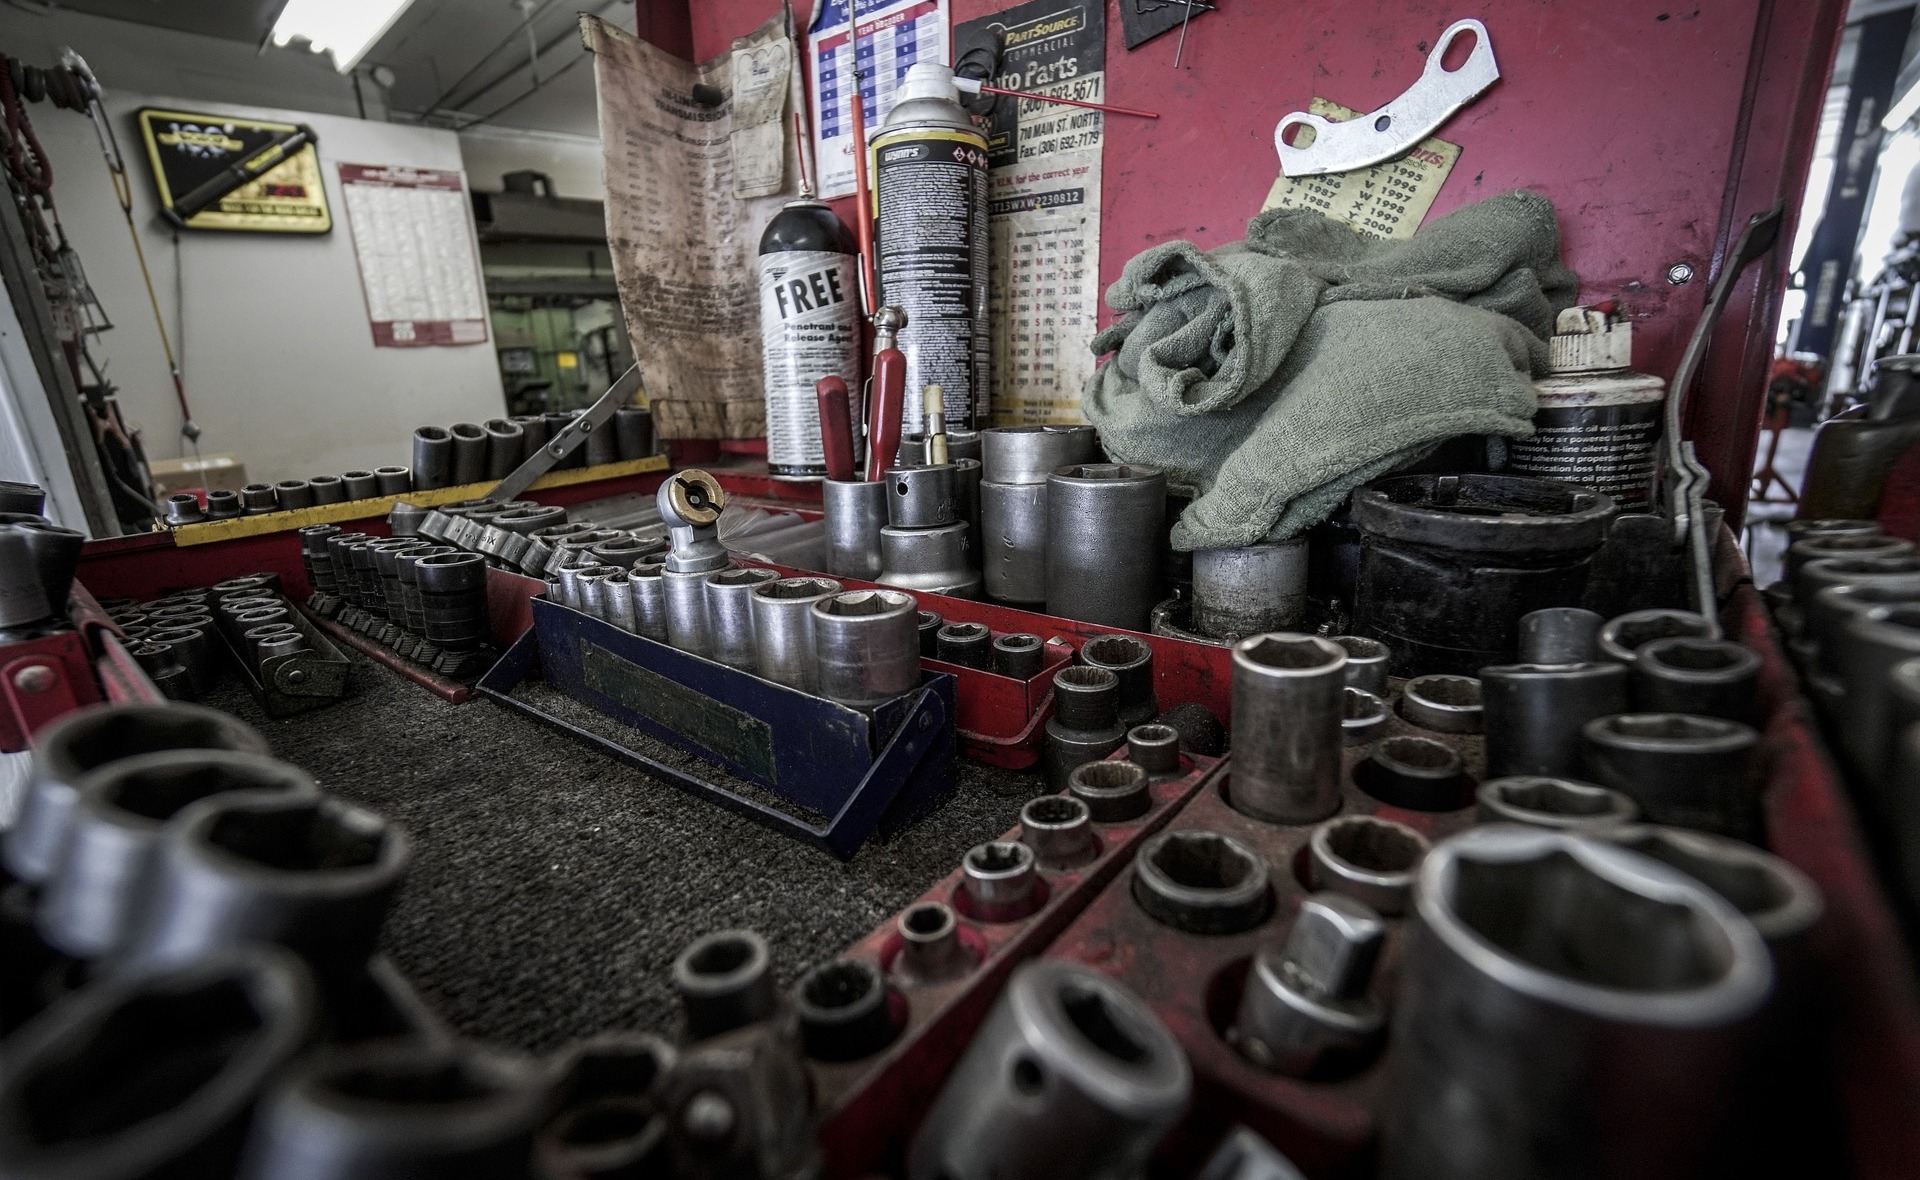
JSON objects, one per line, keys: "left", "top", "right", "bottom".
{"left": 936, "top": 622, "right": 993, "bottom": 668}
{"left": 449, "top": 422, "right": 489, "bottom": 485}
{"left": 412, "top": 427, "right": 454, "bottom": 490}
{"left": 1630, "top": 637, "right": 1762, "bottom": 725}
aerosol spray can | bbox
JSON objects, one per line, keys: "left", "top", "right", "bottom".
{"left": 758, "top": 200, "right": 863, "bottom": 479}
{"left": 1508, "top": 306, "right": 1665, "bottom": 509}
{"left": 873, "top": 61, "right": 991, "bottom": 434}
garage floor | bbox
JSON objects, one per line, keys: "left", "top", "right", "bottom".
{"left": 205, "top": 656, "right": 1033, "bottom": 1052}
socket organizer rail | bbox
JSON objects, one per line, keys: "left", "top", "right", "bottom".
{"left": 759, "top": 561, "right": 1232, "bottom": 767}
{"left": 224, "top": 601, "right": 353, "bottom": 719}
{"left": 810, "top": 750, "right": 1227, "bottom": 1179}
{"left": 477, "top": 593, "right": 957, "bottom": 858}
{"left": 1039, "top": 688, "right": 1486, "bottom": 1176}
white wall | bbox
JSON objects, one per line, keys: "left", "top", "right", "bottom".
{"left": 18, "top": 92, "right": 508, "bottom": 482}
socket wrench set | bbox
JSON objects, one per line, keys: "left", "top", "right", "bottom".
{"left": 805, "top": 741, "right": 1225, "bottom": 1177}
{"left": 100, "top": 573, "right": 353, "bottom": 718}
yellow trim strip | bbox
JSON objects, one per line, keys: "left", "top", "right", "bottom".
{"left": 169, "top": 456, "right": 670, "bottom": 547}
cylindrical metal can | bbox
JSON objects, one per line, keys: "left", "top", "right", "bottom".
{"left": 873, "top": 63, "right": 990, "bottom": 434}
{"left": 1045, "top": 464, "right": 1167, "bottom": 630}
{"left": 758, "top": 199, "right": 862, "bottom": 479}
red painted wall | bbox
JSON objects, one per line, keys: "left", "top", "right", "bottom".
{"left": 658, "top": 0, "right": 1842, "bottom": 525}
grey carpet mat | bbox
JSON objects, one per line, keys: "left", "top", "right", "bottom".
{"left": 204, "top": 654, "right": 1033, "bottom": 1052}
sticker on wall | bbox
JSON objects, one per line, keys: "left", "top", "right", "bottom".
{"left": 338, "top": 164, "right": 489, "bottom": 348}
{"left": 135, "top": 107, "right": 331, "bottom": 234}
{"left": 808, "top": 0, "right": 952, "bottom": 200}
{"left": 1260, "top": 98, "right": 1461, "bottom": 240}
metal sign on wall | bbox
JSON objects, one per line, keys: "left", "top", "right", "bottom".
{"left": 135, "top": 108, "right": 331, "bottom": 234}
{"left": 338, "top": 164, "right": 490, "bottom": 348}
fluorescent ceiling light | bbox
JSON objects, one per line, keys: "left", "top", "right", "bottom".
{"left": 270, "top": 0, "right": 416, "bottom": 74}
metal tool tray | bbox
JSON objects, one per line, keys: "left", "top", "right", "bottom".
{"left": 478, "top": 594, "right": 957, "bottom": 858}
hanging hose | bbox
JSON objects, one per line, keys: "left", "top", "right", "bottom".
{"left": 59, "top": 51, "right": 199, "bottom": 447}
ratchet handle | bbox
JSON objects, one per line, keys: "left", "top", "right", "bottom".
{"left": 866, "top": 348, "right": 906, "bottom": 482}
{"left": 816, "top": 376, "right": 856, "bottom": 483}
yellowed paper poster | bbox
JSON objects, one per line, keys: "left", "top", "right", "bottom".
{"left": 1262, "top": 98, "right": 1460, "bottom": 239}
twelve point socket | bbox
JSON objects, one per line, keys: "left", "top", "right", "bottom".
{"left": 1398, "top": 675, "right": 1483, "bottom": 734}
{"left": 1020, "top": 795, "right": 1100, "bottom": 869}
{"left": 1131, "top": 828, "right": 1272, "bottom": 935}
{"left": 1080, "top": 634, "right": 1157, "bottom": 726}
{"left": 1474, "top": 776, "right": 1638, "bottom": 830}
{"left": 1307, "top": 814, "right": 1431, "bottom": 916}
{"left": 1068, "top": 759, "right": 1152, "bottom": 822}
{"left": 1045, "top": 667, "right": 1128, "bottom": 790}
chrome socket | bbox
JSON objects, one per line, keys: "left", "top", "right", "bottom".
{"left": 1228, "top": 633, "right": 1347, "bottom": 824}
{"left": 1080, "top": 633, "right": 1156, "bottom": 727}
{"left": 1360, "top": 735, "right": 1470, "bottom": 811}
{"left": 1592, "top": 824, "right": 1823, "bottom": 948}
{"left": 1192, "top": 539, "right": 1310, "bottom": 639}
{"left": 1399, "top": 674, "right": 1483, "bottom": 734}
{"left": 1331, "top": 635, "right": 1390, "bottom": 696}
{"left": 906, "top": 960, "right": 1189, "bottom": 1180}
{"left": 1475, "top": 775, "right": 1638, "bottom": 830}
{"left": 1597, "top": 608, "right": 1715, "bottom": 664}
{"left": 1380, "top": 826, "right": 1774, "bottom": 1180}
{"left": 880, "top": 522, "right": 980, "bottom": 599}
{"left": 1307, "top": 815, "right": 1429, "bottom": 916}
{"left": 960, "top": 840, "right": 1042, "bottom": 922}
{"left": 672, "top": 929, "right": 776, "bottom": 1041}
{"left": 1132, "top": 828, "right": 1271, "bottom": 935}
{"left": 979, "top": 480, "right": 1048, "bottom": 603}
{"left": 1518, "top": 606, "right": 1604, "bottom": 664}
{"left": 1045, "top": 463, "right": 1167, "bottom": 631}
{"left": 1067, "top": 758, "right": 1151, "bottom": 822}
{"left": 1480, "top": 661, "right": 1629, "bottom": 779}
{"left": 663, "top": 567, "right": 719, "bottom": 658}
{"left": 1020, "top": 794, "right": 1099, "bottom": 869}
{"left": 1233, "top": 892, "right": 1386, "bottom": 1077}
{"left": 812, "top": 588, "right": 921, "bottom": 707}
{"left": 627, "top": 561, "right": 669, "bottom": 642}
{"left": 885, "top": 463, "right": 962, "bottom": 528}
{"left": 1342, "top": 687, "right": 1391, "bottom": 746}
{"left": 1126, "top": 723, "right": 1182, "bottom": 776}
{"left": 705, "top": 567, "right": 779, "bottom": 670}
{"left": 1631, "top": 636, "right": 1761, "bottom": 724}
{"left": 822, "top": 479, "right": 887, "bottom": 580}
{"left": 239, "top": 483, "right": 279, "bottom": 514}
{"left": 1582, "top": 713, "right": 1762, "bottom": 838}
{"left": 1837, "top": 603, "right": 1920, "bottom": 790}
{"left": 893, "top": 901, "right": 975, "bottom": 985}
{"left": 750, "top": 576, "right": 842, "bottom": 692}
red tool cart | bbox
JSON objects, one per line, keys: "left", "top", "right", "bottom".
{"left": 14, "top": 0, "right": 1920, "bottom": 1175}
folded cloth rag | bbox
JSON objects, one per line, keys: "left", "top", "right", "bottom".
{"left": 1082, "top": 189, "right": 1579, "bottom": 550}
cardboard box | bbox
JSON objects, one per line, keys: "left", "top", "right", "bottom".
{"left": 149, "top": 454, "right": 247, "bottom": 496}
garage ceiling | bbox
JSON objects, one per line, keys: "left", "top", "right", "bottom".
{"left": 45, "top": 0, "right": 625, "bottom": 136}
{"left": 50, "top": 0, "right": 287, "bottom": 43}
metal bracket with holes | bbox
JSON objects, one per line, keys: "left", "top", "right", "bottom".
{"left": 1274, "top": 19, "right": 1499, "bottom": 177}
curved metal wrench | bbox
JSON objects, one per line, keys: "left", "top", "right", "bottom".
{"left": 1275, "top": 19, "right": 1498, "bottom": 176}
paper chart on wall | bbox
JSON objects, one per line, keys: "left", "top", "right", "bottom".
{"left": 338, "top": 164, "right": 488, "bottom": 348}
{"left": 809, "top": 0, "right": 952, "bottom": 200}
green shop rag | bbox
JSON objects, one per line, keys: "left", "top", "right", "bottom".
{"left": 1081, "top": 189, "right": 1580, "bottom": 550}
